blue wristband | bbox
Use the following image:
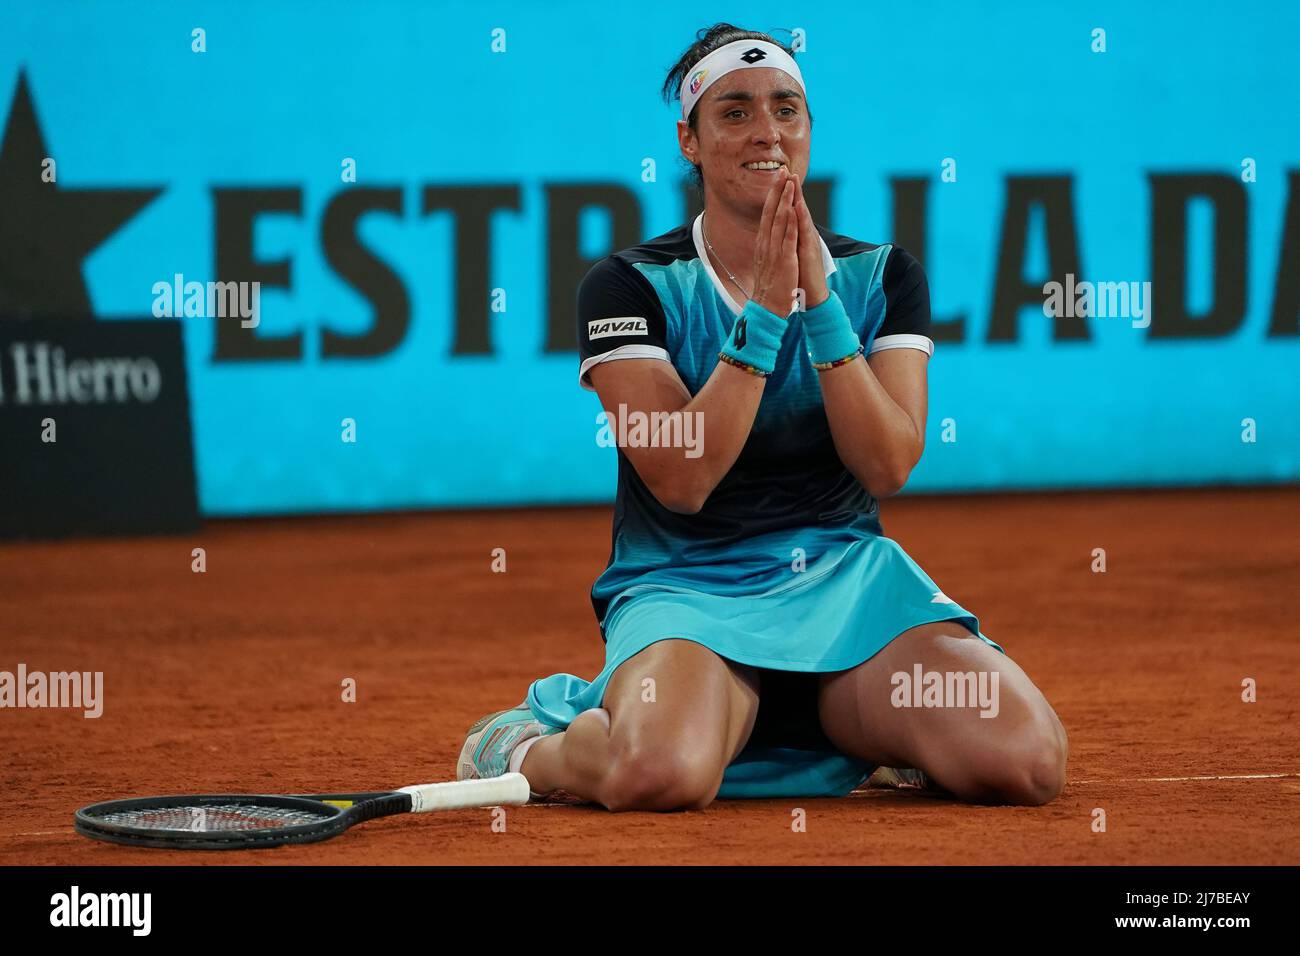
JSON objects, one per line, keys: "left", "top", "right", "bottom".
{"left": 719, "top": 299, "right": 787, "bottom": 375}
{"left": 799, "top": 290, "right": 861, "bottom": 365}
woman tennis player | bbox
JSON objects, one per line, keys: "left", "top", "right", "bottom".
{"left": 458, "top": 23, "right": 1068, "bottom": 809}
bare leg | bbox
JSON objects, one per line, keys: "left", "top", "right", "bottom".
{"left": 521, "top": 639, "right": 759, "bottom": 811}
{"left": 817, "top": 621, "right": 1068, "bottom": 805}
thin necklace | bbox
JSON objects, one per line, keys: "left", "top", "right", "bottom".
{"left": 701, "top": 212, "right": 751, "bottom": 301}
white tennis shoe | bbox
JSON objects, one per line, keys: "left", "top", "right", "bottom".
{"left": 457, "top": 703, "right": 559, "bottom": 783}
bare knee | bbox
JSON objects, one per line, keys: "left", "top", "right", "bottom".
{"left": 996, "top": 735, "right": 1066, "bottom": 806}
{"left": 599, "top": 738, "right": 722, "bottom": 812}
{"left": 971, "top": 716, "right": 1068, "bottom": 806}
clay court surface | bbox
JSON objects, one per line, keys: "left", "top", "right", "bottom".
{"left": 1, "top": 487, "right": 1297, "bottom": 865}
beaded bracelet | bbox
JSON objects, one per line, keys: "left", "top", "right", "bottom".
{"left": 717, "top": 351, "right": 770, "bottom": 377}
{"left": 810, "top": 345, "right": 863, "bottom": 371}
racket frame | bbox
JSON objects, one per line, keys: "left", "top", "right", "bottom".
{"left": 73, "top": 775, "right": 530, "bottom": 850}
{"left": 74, "top": 790, "right": 412, "bottom": 850}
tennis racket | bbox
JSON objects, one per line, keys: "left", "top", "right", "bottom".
{"left": 73, "top": 773, "right": 530, "bottom": 850}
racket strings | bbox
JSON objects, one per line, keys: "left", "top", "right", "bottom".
{"left": 93, "top": 803, "right": 334, "bottom": 832}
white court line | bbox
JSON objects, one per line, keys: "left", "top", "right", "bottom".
{"left": 1072, "top": 772, "right": 1300, "bottom": 785}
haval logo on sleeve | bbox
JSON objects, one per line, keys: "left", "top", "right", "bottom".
{"left": 587, "top": 317, "right": 648, "bottom": 340}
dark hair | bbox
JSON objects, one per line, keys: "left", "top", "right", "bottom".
{"left": 661, "top": 23, "right": 810, "bottom": 189}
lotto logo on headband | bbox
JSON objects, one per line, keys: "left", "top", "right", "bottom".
{"left": 679, "top": 39, "right": 806, "bottom": 121}
{"left": 588, "top": 317, "right": 648, "bottom": 340}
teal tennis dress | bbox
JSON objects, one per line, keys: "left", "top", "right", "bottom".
{"left": 526, "top": 214, "right": 1002, "bottom": 798}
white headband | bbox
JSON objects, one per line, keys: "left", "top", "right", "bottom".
{"left": 679, "top": 39, "right": 806, "bottom": 121}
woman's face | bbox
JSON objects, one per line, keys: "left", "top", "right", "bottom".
{"left": 679, "top": 66, "right": 811, "bottom": 215}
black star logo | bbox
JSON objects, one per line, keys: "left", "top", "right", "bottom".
{"left": 0, "top": 71, "right": 162, "bottom": 319}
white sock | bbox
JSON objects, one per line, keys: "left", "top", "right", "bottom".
{"left": 508, "top": 733, "right": 543, "bottom": 776}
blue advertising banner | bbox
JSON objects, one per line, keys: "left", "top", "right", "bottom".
{"left": 3, "top": 1, "right": 1297, "bottom": 515}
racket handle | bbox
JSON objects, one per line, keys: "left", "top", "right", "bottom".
{"left": 398, "top": 773, "right": 531, "bottom": 813}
